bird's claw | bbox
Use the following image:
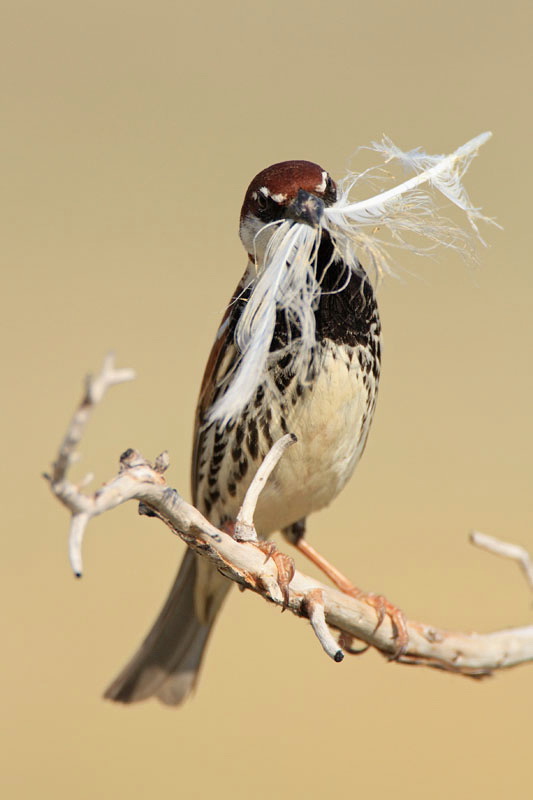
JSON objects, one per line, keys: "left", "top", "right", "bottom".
{"left": 350, "top": 589, "right": 409, "bottom": 659}
{"left": 256, "top": 541, "right": 295, "bottom": 607}
{"left": 338, "top": 632, "right": 370, "bottom": 655}
{"left": 292, "top": 538, "right": 408, "bottom": 657}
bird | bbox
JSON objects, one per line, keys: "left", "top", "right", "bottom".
{"left": 104, "top": 158, "right": 404, "bottom": 706}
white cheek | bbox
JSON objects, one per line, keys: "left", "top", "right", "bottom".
{"left": 239, "top": 214, "right": 276, "bottom": 263}
{"left": 239, "top": 215, "right": 259, "bottom": 253}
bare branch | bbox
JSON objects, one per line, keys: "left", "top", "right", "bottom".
{"left": 45, "top": 354, "right": 135, "bottom": 574}
{"left": 45, "top": 360, "right": 533, "bottom": 678}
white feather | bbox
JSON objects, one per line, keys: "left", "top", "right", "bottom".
{"left": 334, "top": 133, "right": 491, "bottom": 221}
{"left": 208, "top": 221, "right": 322, "bottom": 426}
{"left": 209, "top": 132, "right": 495, "bottom": 426}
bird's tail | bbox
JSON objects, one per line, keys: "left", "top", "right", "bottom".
{"left": 104, "top": 549, "right": 230, "bottom": 705}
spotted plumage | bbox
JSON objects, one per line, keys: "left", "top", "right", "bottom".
{"left": 193, "top": 253, "right": 380, "bottom": 538}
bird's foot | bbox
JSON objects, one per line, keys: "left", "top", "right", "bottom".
{"left": 221, "top": 521, "right": 294, "bottom": 602}
{"left": 294, "top": 538, "right": 408, "bottom": 658}
{"left": 323, "top": 572, "right": 408, "bottom": 659}
{"left": 346, "top": 588, "right": 408, "bottom": 659}
{"left": 256, "top": 541, "right": 295, "bottom": 607}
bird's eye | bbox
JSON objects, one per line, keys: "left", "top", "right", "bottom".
{"left": 256, "top": 193, "right": 269, "bottom": 212}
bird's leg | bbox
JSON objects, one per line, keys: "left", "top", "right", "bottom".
{"left": 283, "top": 521, "right": 408, "bottom": 658}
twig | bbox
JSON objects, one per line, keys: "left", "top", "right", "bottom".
{"left": 470, "top": 530, "right": 533, "bottom": 593}
{"left": 306, "top": 589, "right": 344, "bottom": 662}
{"left": 235, "top": 433, "right": 297, "bottom": 542}
{"left": 50, "top": 352, "right": 135, "bottom": 486}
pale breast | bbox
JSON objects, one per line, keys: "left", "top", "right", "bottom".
{"left": 253, "top": 343, "right": 378, "bottom": 534}
{"left": 196, "top": 340, "right": 379, "bottom": 537}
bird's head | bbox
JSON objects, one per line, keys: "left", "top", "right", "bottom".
{"left": 239, "top": 160, "right": 337, "bottom": 262}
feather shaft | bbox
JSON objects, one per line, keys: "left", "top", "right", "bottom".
{"left": 326, "top": 132, "right": 492, "bottom": 228}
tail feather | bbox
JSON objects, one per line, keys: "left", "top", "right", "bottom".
{"left": 104, "top": 549, "right": 229, "bottom": 705}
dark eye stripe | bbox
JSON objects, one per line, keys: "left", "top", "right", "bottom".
{"left": 323, "top": 176, "right": 337, "bottom": 206}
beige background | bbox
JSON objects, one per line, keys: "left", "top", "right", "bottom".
{"left": 2, "top": 1, "right": 532, "bottom": 798}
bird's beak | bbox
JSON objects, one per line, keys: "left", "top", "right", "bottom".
{"left": 286, "top": 189, "right": 325, "bottom": 228}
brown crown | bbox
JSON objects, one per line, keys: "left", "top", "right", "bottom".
{"left": 240, "top": 160, "right": 335, "bottom": 220}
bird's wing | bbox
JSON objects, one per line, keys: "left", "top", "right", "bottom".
{"left": 190, "top": 272, "right": 250, "bottom": 506}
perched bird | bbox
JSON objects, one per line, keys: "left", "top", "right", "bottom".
{"left": 105, "top": 159, "right": 388, "bottom": 706}
{"left": 105, "top": 135, "right": 491, "bottom": 705}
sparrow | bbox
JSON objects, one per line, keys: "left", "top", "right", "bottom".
{"left": 104, "top": 159, "right": 405, "bottom": 706}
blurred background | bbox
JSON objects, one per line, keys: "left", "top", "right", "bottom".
{"left": 2, "top": 1, "right": 532, "bottom": 797}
